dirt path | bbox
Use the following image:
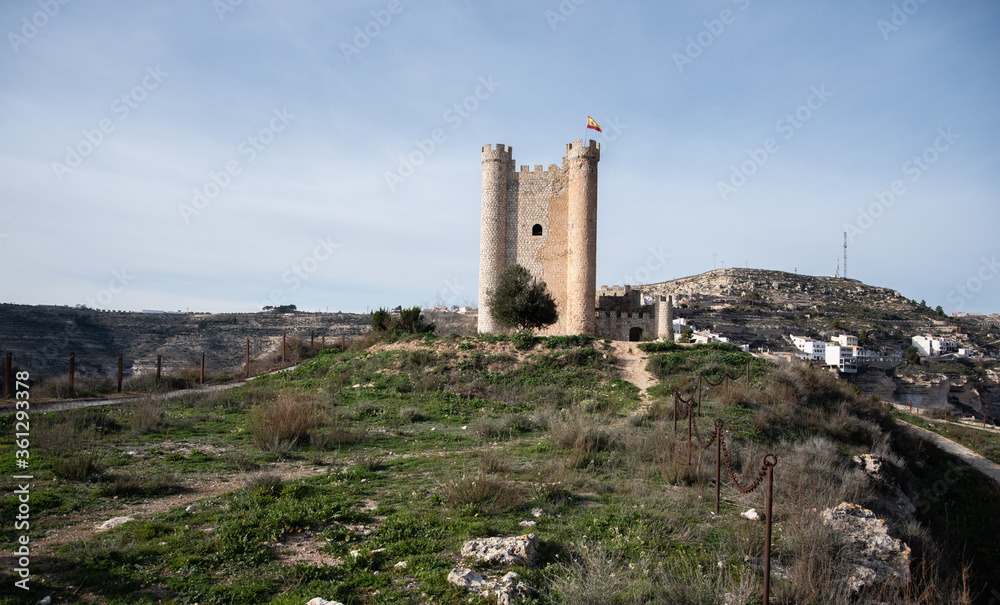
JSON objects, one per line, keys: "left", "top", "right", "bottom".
{"left": 608, "top": 341, "right": 656, "bottom": 396}
{"left": 607, "top": 341, "right": 658, "bottom": 419}
{"left": 898, "top": 419, "right": 1000, "bottom": 487}
{"left": 0, "top": 363, "right": 303, "bottom": 415}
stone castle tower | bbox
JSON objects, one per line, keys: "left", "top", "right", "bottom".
{"left": 478, "top": 139, "right": 600, "bottom": 336}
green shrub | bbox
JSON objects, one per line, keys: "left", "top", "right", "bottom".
{"left": 637, "top": 341, "right": 681, "bottom": 353}
{"left": 512, "top": 331, "right": 537, "bottom": 350}
{"left": 51, "top": 453, "right": 102, "bottom": 481}
{"left": 545, "top": 334, "right": 596, "bottom": 349}
{"left": 99, "top": 472, "right": 183, "bottom": 498}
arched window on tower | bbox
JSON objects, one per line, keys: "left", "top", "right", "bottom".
{"left": 532, "top": 224, "right": 543, "bottom": 236}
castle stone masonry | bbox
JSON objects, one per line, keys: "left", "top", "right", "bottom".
{"left": 478, "top": 139, "right": 675, "bottom": 341}
{"left": 478, "top": 140, "right": 599, "bottom": 336}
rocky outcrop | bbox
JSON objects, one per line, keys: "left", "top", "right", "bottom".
{"left": 95, "top": 516, "right": 134, "bottom": 532}
{"left": 0, "top": 304, "right": 477, "bottom": 380}
{"left": 460, "top": 534, "right": 539, "bottom": 567}
{"left": 852, "top": 454, "right": 915, "bottom": 518}
{"left": 447, "top": 568, "right": 531, "bottom": 605}
{"left": 448, "top": 534, "right": 538, "bottom": 604}
{"left": 821, "top": 502, "right": 911, "bottom": 593}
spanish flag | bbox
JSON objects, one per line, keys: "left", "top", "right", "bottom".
{"left": 586, "top": 116, "right": 602, "bottom": 132}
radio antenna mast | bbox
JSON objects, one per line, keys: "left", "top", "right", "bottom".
{"left": 843, "top": 231, "right": 848, "bottom": 279}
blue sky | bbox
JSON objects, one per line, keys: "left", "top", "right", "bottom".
{"left": 1, "top": 0, "right": 998, "bottom": 315}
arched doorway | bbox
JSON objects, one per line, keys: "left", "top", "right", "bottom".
{"left": 628, "top": 327, "right": 642, "bottom": 342}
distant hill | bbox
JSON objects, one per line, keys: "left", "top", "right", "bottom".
{"left": 0, "top": 305, "right": 477, "bottom": 379}
{"left": 636, "top": 268, "right": 998, "bottom": 356}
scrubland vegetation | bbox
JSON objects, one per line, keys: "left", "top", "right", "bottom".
{"left": 1, "top": 333, "right": 998, "bottom": 604}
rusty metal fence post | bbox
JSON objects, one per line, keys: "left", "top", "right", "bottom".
{"left": 715, "top": 419, "right": 723, "bottom": 515}
{"left": 763, "top": 454, "right": 777, "bottom": 605}
{"left": 282, "top": 333, "right": 286, "bottom": 363}
{"left": 310, "top": 331, "right": 315, "bottom": 352}
{"left": 687, "top": 399, "right": 693, "bottom": 467}
{"left": 673, "top": 390, "right": 679, "bottom": 435}
{"left": 245, "top": 339, "right": 250, "bottom": 378}
{"left": 200, "top": 353, "right": 205, "bottom": 385}
{"left": 718, "top": 431, "right": 778, "bottom": 605}
{"left": 321, "top": 333, "right": 326, "bottom": 349}
{"left": 117, "top": 355, "right": 123, "bottom": 393}
{"left": 697, "top": 372, "right": 703, "bottom": 417}
{"left": 69, "top": 352, "right": 75, "bottom": 397}
{"left": 156, "top": 355, "right": 162, "bottom": 381}
{"left": 341, "top": 335, "right": 346, "bottom": 351}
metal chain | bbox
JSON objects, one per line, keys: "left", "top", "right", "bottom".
{"left": 703, "top": 363, "right": 749, "bottom": 388}
{"left": 691, "top": 412, "right": 717, "bottom": 449}
{"left": 702, "top": 374, "right": 726, "bottom": 387}
{"left": 675, "top": 391, "right": 694, "bottom": 419}
{"left": 720, "top": 437, "right": 776, "bottom": 494}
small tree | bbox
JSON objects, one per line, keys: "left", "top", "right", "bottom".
{"left": 679, "top": 328, "right": 694, "bottom": 343}
{"left": 487, "top": 264, "right": 558, "bottom": 333}
{"left": 399, "top": 306, "right": 434, "bottom": 334}
{"left": 371, "top": 306, "right": 434, "bottom": 334}
{"left": 371, "top": 308, "right": 394, "bottom": 332}
{"left": 905, "top": 345, "right": 921, "bottom": 365}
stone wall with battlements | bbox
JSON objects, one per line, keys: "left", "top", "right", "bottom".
{"left": 478, "top": 140, "right": 598, "bottom": 336}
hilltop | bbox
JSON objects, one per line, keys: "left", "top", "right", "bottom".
{"left": 1, "top": 333, "right": 996, "bottom": 603}
{"left": 638, "top": 268, "right": 998, "bottom": 355}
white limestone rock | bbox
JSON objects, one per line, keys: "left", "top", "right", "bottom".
{"left": 821, "top": 502, "right": 911, "bottom": 593}
{"left": 460, "top": 533, "right": 539, "bottom": 567}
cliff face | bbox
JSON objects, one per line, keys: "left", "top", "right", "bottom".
{"left": 0, "top": 304, "right": 375, "bottom": 378}
{"left": 0, "top": 305, "right": 478, "bottom": 379}
{"left": 846, "top": 361, "right": 1000, "bottom": 419}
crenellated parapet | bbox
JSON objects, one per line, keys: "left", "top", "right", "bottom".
{"left": 481, "top": 143, "right": 513, "bottom": 162}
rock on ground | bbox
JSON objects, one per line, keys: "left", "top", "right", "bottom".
{"left": 852, "top": 454, "right": 916, "bottom": 519}
{"left": 447, "top": 567, "right": 531, "bottom": 604}
{"left": 447, "top": 567, "right": 485, "bottom": 591}
{"left": 460, "top": 534, "right": 539, "bottom": 567}
{"left": 821, "top": 502, "right": 911, "bottom": 593}
{"left": 305, "top": 598, "right": 344, "bottom": 605}
{"left": 95, "top": 516, "right": 134, "bottom": 532}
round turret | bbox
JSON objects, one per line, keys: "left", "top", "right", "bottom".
{"left": 478, "top": 144, "right": 512, "bottom": 333}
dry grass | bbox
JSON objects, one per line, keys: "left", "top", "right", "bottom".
{"left": 32, "top": 420, "right": 82, "bottom": 453}
{"left": 98, "top": 471, "right": 183, "bottom": 498}
{"left": 33, "top": 373, "right": 116, "bottom": 399}
{"left": 126, "top": 398, "right": 170, "bottom": 434}
{"left": 51, "top": 453, "right": 102, "bottom": 481}
{"left": 248, "top": 393, "right": 320, "bottom": 453}
{"left": 442, "top": 456, "right": 523, "bottom": 514}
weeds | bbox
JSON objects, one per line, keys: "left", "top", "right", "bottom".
{"left": 225, "top": 450, "right": 259, "bottom": 472}
{"left": 98, "top": 472, "right": 183, "bottom": 499}
{"left": 442, "top": 468, "right": 522, "bottom": 514}
{"left": 127, "top": 398, "right": 170, "bottom": 434}
{"left": 51, "top": 453, "right": 102, "bottom": 481}
{"left": 248, "top": 393, "right": 319, "bottom": 452}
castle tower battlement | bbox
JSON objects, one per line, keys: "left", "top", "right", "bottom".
{"left": 478, "top": 139, "right": 600, "bottom": 336}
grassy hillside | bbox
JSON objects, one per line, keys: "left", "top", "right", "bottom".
{"left": 1, "top": 333, "right": 997, "bottom": 604}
